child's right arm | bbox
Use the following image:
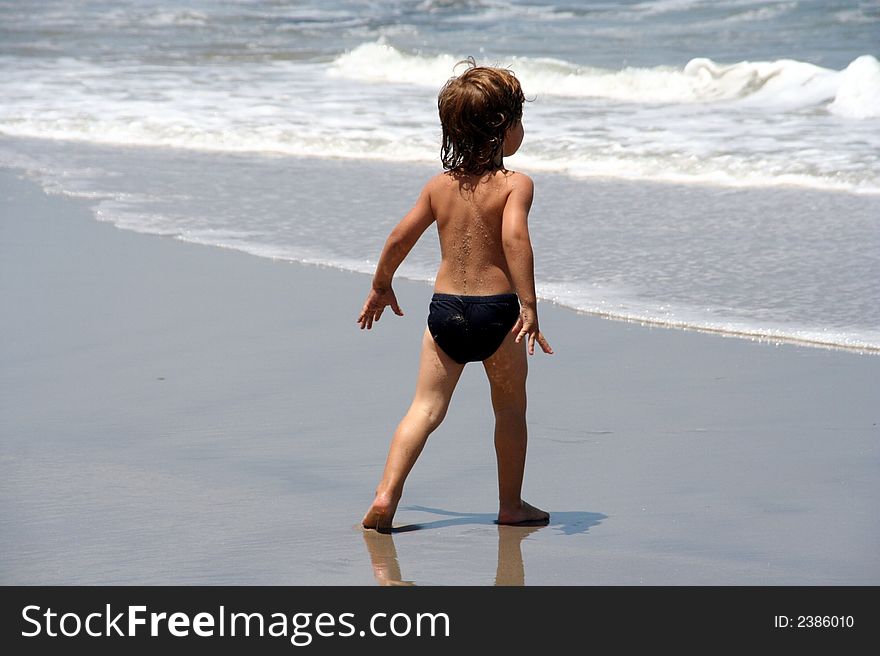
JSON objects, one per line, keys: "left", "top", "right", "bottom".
{"left": 357, "top": 181, "right": 437, "bottom": 330}
{"left": 501, "top": 174, "right": 553, "bottom": 355}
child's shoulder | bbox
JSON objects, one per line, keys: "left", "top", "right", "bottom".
{"left": 500, "top": 170, "right": 534, "bottom": 203}
{"left": 502, "top": 168, "right": 531, "bottom": 181}
{"left": 504, "top": 170, "right": 533, "bottom": 190}
{"left": 426, "top": 171, "right": 452, "bottom": 189}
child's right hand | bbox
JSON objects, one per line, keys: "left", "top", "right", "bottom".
{"left": 358, "top": 286, "right": 404, "bottom": 330}
{"left": 512, "top": 310, "right": 553, "bottom": 355}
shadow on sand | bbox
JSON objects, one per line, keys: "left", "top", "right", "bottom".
{"left": 396, "top": 505, "right": 605, "bottom": 536}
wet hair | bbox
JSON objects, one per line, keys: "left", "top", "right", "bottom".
{"left": 438, "top": 59, "right": 526, "bottom": 174}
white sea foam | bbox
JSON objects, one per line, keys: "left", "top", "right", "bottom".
{"left": 328, "top": 42, "right": 460, "bottom": 87}
{"left": 828, "top": 55, "right": 880, "bottom": 119}
{"left": 2, "top": 44, "right": 878, "bottom": 194}
{"left": 331, "top": 42, "right": 875, "bottom": 107}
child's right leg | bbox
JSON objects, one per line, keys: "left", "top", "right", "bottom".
{"left": 483, "top": 331, "right": 549, "bottom": 525}
{"left": 362, "top": 328, "right": 465, "bottom": 530}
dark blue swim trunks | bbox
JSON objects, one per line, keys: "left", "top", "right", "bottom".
{"left": 427, "top": 292, "right": 520, "bottom": 364}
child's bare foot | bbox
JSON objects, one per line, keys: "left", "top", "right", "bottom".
{"left": 362, "top": 491, "right": 399, "bottom": 531}
{"left": 497, "top": 500, "right": 549, "bottom": 526}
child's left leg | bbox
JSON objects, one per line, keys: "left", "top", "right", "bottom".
{"left": 362, "top": 328, "right": 465, "bottom": 530}
{"left": 482, "top": 329, "right": 549, "bottom": 525}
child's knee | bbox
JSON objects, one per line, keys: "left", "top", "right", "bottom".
{"left": 492, "top": 399, "right": 526, "bottom": 419}
{"left": 490, "top": 384, "right": 526, "bottom": 415}
{"left": 412, "top": 400, "right": 448, "bottom": 431}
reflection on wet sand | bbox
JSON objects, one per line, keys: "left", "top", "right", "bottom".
{"left": 361, "top": 524, "right": 544, "bottom": 586}
{"left": 494, "top": 525, "right": 544, "bottom": 586}
{"left": 361, "top": 528, "right": 416, "bottom": 586}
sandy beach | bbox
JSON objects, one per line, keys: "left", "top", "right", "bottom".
{"left": 1, "top": 167, "right": 878, "bottom": 586}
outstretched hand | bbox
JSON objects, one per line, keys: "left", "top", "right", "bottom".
{"left": 358, "top": 287, "right": 404, "bottom": 330}
{"left": 511, "top": 313, "right": 553, "bottom": 356}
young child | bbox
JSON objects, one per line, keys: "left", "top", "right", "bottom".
{"left": 357, "top": 61, "right": 553, "bottom": 531}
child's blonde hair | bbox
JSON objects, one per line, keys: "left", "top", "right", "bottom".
{"left": 437, "top": 59, "right": 526, "bottom": 174}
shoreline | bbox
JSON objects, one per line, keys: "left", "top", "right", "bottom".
{"left": 2, "top": 133, "right": 878, "bottom": 354}
{"left": 2, "top": 167, "right": 878, "bottom": 585}
{"left": 550, "top": 306, "right": 880, "bottom": 356}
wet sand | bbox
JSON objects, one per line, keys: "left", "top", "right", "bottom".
{"left": 1, "top": 169, "right": 878, "bottom": 585}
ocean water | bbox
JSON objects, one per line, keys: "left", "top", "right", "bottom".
{"left": 1, "top": 0, "right": 878, "bottom": 351}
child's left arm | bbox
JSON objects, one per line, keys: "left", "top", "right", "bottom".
{"left": 357, "top": 181, "right": 436, "bottom": 330}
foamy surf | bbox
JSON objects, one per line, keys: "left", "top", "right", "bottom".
{"left": 828, "top": 55, "right": 880, "bottom": 119}
{"left": 3, "top": 38, "right": 877, "bottom": 194}
{"left": 332, "top": 42, "right": 879, "bottom": 110}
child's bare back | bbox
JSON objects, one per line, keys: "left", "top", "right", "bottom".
{"left": 431, "top": 169, "right": 528, "bottom": 297}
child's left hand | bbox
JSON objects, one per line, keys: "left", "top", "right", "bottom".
{"left": 358, "top": 287, "right": 404, "bottom": 330}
